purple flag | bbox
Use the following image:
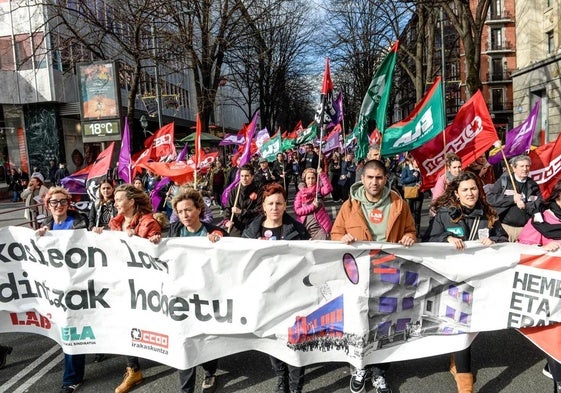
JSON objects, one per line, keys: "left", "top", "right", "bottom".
{"left": 219, "top": 133, "right": 245, "bottom": 146}
{"left": 327, "top": 91, "right": 344, "bottom": 129}
{"left": 322, "top": 124, "right": 342, "bottom": 154}
{"left": 489, "top": 100, "right": 541, "bottom": 165}
{"left": 117, "top": 118, "right": 132, "bottom": 183}
{"left": 221, "top": 112, "right": 260, "bottom": 205}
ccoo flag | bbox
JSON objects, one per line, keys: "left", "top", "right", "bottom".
{"left": 353, "top": 41, "right": 399, "bottom": 161}
{"left": 381, "top": 77, "right": 444, "bottom": 156}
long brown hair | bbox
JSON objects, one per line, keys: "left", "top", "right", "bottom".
{"left": 432, "top": 171, "right": 498, "bottom": 226}
{"left": 114, "top": 184, "right": 153, "bottom": 216}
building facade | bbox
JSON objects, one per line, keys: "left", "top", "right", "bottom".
{"left": 512, "top": 0, "right": 561, "bottom": 144}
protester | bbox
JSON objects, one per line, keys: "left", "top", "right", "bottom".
{"left": 54, "top": 163, "right": 69, "bottom": 186}
{"left": 331, "top": 159, "right": 416, "bottom": 393}
{"left": 103, "top": 184, "right": 162, "bottom": 393}
{"left": 486, "top": 154, "right": 543, "bottom": 241}
{"left": 518, "top": 178, "right": 561, "bottom": 392}
{"left": 210, "top": 160, "right": 226, "bottom": 206}
{"left": 299, "top": 143, "right": 319, "bottom": 170}
{"left": 133, "top": 176, "right": 145, "bottom": 192}
{"left": 431, "top": 153, "right": 462, "bottom": 204}
{"left": 36, "top": 186, "right": 89, "bottom": 393}
{"left": 272, "top": 152, "right": 292, "bottom": 190}
{"left": 401, "top": 153, "right": 424, "bottom": 235}
{"left": 294, "top": 167, "right": 333, "bottom": 240}
{"left": 169, "top": 189, "right": 227, "bottom": 393}
{"left": 255, "top": 157, "right": 278, "bottom": 188}
{"left": 328, "top": 152, "right": 342, "bottom": 202}
{"left": 223, "top": 164, "right": 263, "bottom": 237}
{"left": 48, "top": 159, "right": 58, "bottom": 185}
{"left": 339, "top": 153, "right": 357, "bottom": 201}
{"left": 288, "top": 152, "right": 300, "bottom": 191}
{"left": 242, "top": 183, "right": 308, "bottom": 393}
{"left": 21, "top": 172, "right": 48, "bottom": 228}
{"left": 88, "top": 179, "right": 117, "bottom": 231}
{"left": 427, "top": 171, "right": 507, "bottom": 393}
{"left": 466, "top": 154, "right": 495, "bottom": 185}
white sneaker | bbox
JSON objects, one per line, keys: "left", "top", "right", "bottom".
{"left": 372, "top": 375, "right": 392, "bottom": 393}
{"left": 349, "top": 367, "right": 368, "bottom": 393}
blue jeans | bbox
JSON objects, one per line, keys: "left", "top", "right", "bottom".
{"left": 62, "top": 353, "right": 85, "bottom": 386}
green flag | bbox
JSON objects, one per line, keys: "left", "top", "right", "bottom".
{"left": 281, "top": 137, "right": 295, "bottom": 151}
{"left": 381, "top": 77, "right": 445, "bottom": 156}
{"left": 354, "top": 41, "right": 399, "bottom": 160}
{"left": 260, "top": 133, "right": 281, "bottom": 161}
{"left": 295, "top": 123, "right": 317, "bottom": 145}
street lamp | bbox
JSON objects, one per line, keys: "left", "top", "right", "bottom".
{"left": 150, "top": 21, "right": 163, "bottom": 129}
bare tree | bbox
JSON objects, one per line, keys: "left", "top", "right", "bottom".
{"left": 321, "top": 0, "right": 410, "bottom": 128}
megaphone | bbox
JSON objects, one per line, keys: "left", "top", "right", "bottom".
{"left": 303, "top": 253, "right": 359, "bottom": 287}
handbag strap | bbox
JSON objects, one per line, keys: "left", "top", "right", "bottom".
{"left": 468, "top": 217, "right": 480, "bottom": 241}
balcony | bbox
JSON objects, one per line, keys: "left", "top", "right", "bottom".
{"left": 486, "top": 10, "right": 515, "bottom": 24}
{"left": 487, "top": 101, "right": 513, "bottom": 113}
{"left": 484, "top": 41, "right": 515, "bottom": 53}
{"left": 484, "top": 70, "right": 512, "bottom": 83}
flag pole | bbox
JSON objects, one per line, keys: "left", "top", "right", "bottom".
{"left": 227, "top": 181, "right": 242, "bottom": 234}
{"left": 499, "top": 145, "right": 518, "bottom": 194}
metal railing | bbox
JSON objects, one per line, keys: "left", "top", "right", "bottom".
{"left": 0, "top": 202, "right": 44, "bottom": 229}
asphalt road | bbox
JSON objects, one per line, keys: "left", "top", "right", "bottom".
{"left": 0, "top": 197, "right": 556, "bottom": 392}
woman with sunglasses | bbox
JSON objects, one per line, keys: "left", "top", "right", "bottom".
{"left": 36, "top": 186, "right": 88, "bottom": 393}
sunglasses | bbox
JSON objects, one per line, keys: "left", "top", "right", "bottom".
{"left": 48, "top": 199, "right": 69, "bottom": 207}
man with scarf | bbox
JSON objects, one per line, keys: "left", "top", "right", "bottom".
{"left": 518, "top": 178, "right": 561, "bottom": 392}
{"left": 487, "top": 155, "right": 543, "bottom": 241}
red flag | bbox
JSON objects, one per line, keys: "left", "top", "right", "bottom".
{"left": 137, "top": 161, "right": 195, "bottom": 184}
{"left": 138, "top": 122, "right": 176, "bottom": 164}
{"left": 87, "top": 142, "right": 115, "bottom": 181}
{"left": 411, "top": 91, "right": 499, "bottom": 190}
{"left": 288, "top": 121, "right": 303, "bottom": 139}
{"left": 194, "top": 114, "right": 202, "bottom": 165}
{"left": 529, "top": 133, "right": 561, "bottom": 199}
{"left": 321, "top": 58, "right": 333, "bottom": 95}
{"left": 369, "top": 129, "right": 381, "bottom": 146}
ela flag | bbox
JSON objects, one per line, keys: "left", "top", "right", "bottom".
{"left": 260, "top": 133, "right": 281, "bottom": 161}
{"left": 353, "top": 41, "right": 399, "bottom": 161}
{"left": 381, "top": 77, "right": 444, "bottom": 156}
{"left": 296, "top": 123, "right": 318, "bottom": 145}
{"left": 488, "top": 100, "right": 541, "bottom": 165}
{"left": 255, "top": 128, "right": 270, "bottom": 149}
{"left": 86, "top": 142, "right": 115, "bottom": 200}
{"left": 117, "top": 118, "right": 132, "bottom": 183}
{"left": 529, "top": 132, "right": 561, "bottom": 199}
{"left": 411, "top": 91, "right": 498, "bottom": 190}
{"left": 221, "top": 112, "right": 260, "bottom": 205}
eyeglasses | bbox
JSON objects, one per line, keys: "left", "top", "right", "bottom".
{"left": 48, "top": 199, "right": 69, "bottom": 207}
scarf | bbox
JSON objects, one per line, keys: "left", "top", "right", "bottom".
{"left": 531, "top": 202, "right": 561, "bottom": 240}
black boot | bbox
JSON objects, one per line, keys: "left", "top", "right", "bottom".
{"left": 0, "top": 345, "right": 13, "bottom": 369}
{"left": 275, "top": 376, "right": 287, "bottom": 393}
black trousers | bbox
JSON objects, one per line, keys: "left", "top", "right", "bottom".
{"left": 270, "top": 356, "right": 305, "bottom": 392}
{"left": 178, "top": 359, "right": 218, "bottom": 393}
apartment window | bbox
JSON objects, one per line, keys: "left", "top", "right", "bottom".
{"left": 492, "top": 88, "right": 504, "bottom": 110}
{"left": 491, "top": 28, "right": 502, "bottom": 50}
{"left": 547, "top": 31, "right": 555, "bottom": 54}
{"left": 490, "top": 0, "right": 502, "bottom": 18}
{"left": 0, "top": 36, "right": 14, "bottom": 71}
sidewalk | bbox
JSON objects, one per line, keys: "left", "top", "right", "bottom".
{"left": 0, "top": 200, "right": 31, "bottom": 228}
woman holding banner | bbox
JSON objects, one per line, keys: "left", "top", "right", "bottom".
{"left": 427, "top": 171, "right": 507, "bottom": 393}
{"left": 105, "top": 184, "right": 162, "bottom": 393}
{"left": 169, "top": 189, "right": 227, "bottom": 393}
{"left": 518, "top": 178, "right": 561, "bottom": 391}
{"left": 36, "top": 186, "right": 88, "bottom": 393}
{"left": 242, "top": 183, "right": 309, "bottom": 393}
{"left": 88, "top": 178, "right": 117, "bottom": 232}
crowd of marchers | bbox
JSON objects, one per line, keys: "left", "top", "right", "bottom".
{"left": 3, "top": 141, "right": 561, "bottom": 393}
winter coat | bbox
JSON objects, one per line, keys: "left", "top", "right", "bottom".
{"left": 223, "top": 181, "right": 263, "bottom": 233}
{"left": 427, "top": 203, "right": 507, "bottom": 243}
{"left": 242, "top": 213, "right": 309, "bottom": 240}
{"left": 293, "top": 172, "right": 333, "bottom": 234}
{"left": 43, "top": 210, "right": 88, "bottom": 230}
{"left": 109, "top": 212, "right": 161, "bottom": 238}
{"left": 330, "top": 186, "right": 417, "bottom": 243}
{"left": 518, "top": 208, "right": 561, "bottom": 247}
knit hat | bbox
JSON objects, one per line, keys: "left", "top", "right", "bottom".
{"left": 31, "top": 172, "right": 44, "bottom": 183}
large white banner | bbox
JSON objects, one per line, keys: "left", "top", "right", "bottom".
{"left": 0, "top": 227, "right": 560, "bottom": 369}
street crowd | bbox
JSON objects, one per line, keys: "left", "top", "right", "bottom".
{"left": 2, "top": 142, "right": 561, "bottom": 393}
